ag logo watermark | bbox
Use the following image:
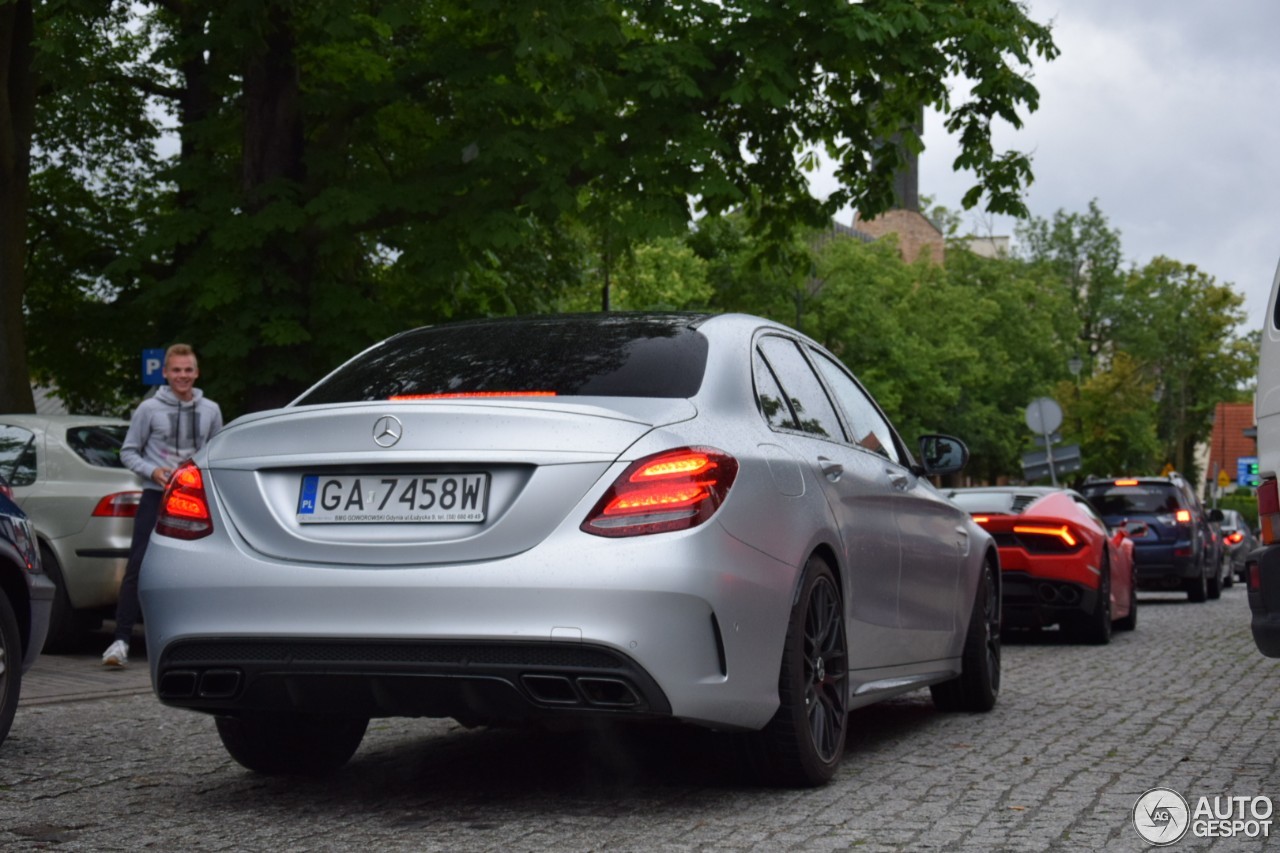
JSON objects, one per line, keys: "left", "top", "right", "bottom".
{"left": 1133, "top": 787, "right": 1273, "bottom": 845}
{"left": 1133, "top": 788, "right": 1189, "bottom": 845}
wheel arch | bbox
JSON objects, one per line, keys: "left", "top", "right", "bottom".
{"left": 0, "top": 556, "right": 33, "bottom": 660}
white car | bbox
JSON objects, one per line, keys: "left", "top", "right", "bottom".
{"left": 0, "top": 414, "right": 144, "bottom": 651}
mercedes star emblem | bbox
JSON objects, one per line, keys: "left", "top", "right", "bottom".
{"left": 372, "top": 415, "right": 403, "bottom": 448}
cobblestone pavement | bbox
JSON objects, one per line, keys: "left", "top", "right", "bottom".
{"left": 2, "top": 586, "right": 1278, "bottom": 852}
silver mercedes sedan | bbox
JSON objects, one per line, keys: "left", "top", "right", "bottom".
{"left": 140, "top": 312, "right": 999, "bottom": 787}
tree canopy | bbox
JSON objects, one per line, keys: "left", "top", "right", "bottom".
{"left": 5, "top": 0, "right": 1058, "bottom": 415}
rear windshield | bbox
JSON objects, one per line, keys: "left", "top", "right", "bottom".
{"left": 295, "top": 314, "right": 710, "bottom": 405}
{"left": 66, "top": 425, "right": 127, "bottom": 468}
{"left": 947, "top": 491, "right": 1035, "bottom": 515}
{"left": 1081, "top": 484, "right": 1181, "bottom": 516}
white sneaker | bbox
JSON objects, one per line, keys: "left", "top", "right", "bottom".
{"left": 102, "top": 639, "right": 129, "bottom": 668}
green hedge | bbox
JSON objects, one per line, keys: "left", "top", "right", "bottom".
{"left": 1218, "top": 491, "right": 1259, "bottom": 529}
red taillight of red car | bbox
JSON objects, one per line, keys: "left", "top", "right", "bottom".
{"left": 1225, "top": 530, "right": 1245, "bottom": 546}
{"left": 155, "top": 461, "right": 214, "bottom": 540}
{"left": 581, "top": 447, "right": 738, "bottom": 538}
{"left": 92, "top": 491, "right": 143, "bottom": 518}
{"left": 1011, "top": 523, "right": 1085, "bottom": 554}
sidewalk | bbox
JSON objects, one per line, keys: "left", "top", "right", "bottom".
{"left": 19, "top": 627, "right": 152, "bottom": 706}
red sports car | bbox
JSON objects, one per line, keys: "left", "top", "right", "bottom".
{"left": 947, "top": 487, "right": 1137, "bottom": 644}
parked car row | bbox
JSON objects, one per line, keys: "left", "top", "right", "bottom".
{"left": 0, "top": 415, "right": 143, "bottom": 652}
{"left": 0, "top": 309, "right": 1260, "bottom": 777}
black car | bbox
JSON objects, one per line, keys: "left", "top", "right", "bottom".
{"left": 1081, "top": 474, "right": 1225, "bottom": 602}
{"left": 0, "top": 472, "right": 54, "bottom": 746}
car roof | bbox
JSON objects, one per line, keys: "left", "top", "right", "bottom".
{"left": 0, "top": 413, "right": 130, "bottom": 429}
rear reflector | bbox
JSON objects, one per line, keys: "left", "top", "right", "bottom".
{"left": 92, "top": 491, "right": 143, "bottom": 518}
{"left": 1260, "top": 478, "right": 1280, "bottom": 546}
{"left": 582, "top": 447, "right": 738, "bottom": 537}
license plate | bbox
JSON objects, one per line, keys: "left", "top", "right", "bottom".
{"left": 296, "top": 473, "right": 489, "bottom": 523}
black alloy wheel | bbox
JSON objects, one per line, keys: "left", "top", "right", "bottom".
{"left": 748, "top": 555, "right": 848, "bottom": 787}
{"left": 0, "top": 591, "right": 22, "bottom": 746}
{"left": 931, "top": 557, "right": 1000, "bottom": 712}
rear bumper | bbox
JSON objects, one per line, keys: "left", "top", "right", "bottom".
{"left": 139, "top": 520, "right": 800, "bottom": 731}
{"left": 1000, "top": 570, "right": 1101, "bottom": 629}
{"left": 1248, "top": 544, "right": 1280, "bottom": 657}
{"left": 1132, "top": 546, "right": 1198, "bottom": 588}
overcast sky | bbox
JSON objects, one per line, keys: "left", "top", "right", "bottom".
{"left": 822, "top": 0, "right": 1280, "bottom": 334}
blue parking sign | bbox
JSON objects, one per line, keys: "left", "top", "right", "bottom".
{"left": 142, "top": 348, "right": 166, "bottom": 385}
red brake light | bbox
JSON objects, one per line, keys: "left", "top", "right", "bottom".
{"left": 1013, "top": 523, "right": 1080, "bottom": 549}
{"left": 92, "top": 491, "right": 143, "bottom": 518}
{"left": 1114, "top": 479, "right": 1139, "bottom": 486}
{"left": 972, "top": 515, "right": 990, "bottom": 524}
{"left": 155, "top": 461, "right": 213, "bottom": 540}
{"left": 389, "top": 391, "right": 557, "bottom": 401}
{"left": 581, "top": 447, "right": 738, "bottom": 537}
{"left": 1226, "top": 531, "right": 1244, "bottom": 545}
{"left": 1175, "top": 509, "right": 1191, "bottom": 523}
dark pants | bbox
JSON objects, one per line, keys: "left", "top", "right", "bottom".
{"left": 113, "top": 488, "right": 163, "bottom": 643}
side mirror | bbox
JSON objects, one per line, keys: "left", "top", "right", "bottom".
{"left": 1208, "top": 508, "right": 1224, "bottom": 523}
{"left": 917, "top": 434, "right": 969, "bottom": 476}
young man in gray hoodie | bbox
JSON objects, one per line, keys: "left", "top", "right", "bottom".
{"left": 103, "top": 343, "right": 223, "bottom": 667}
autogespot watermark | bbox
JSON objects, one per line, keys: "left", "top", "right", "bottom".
{"left": 1133, "top": 787, "right": 1273, "bottom": 845}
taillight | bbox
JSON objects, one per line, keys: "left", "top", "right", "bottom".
{"left": 92, "top": 491, "right": 143, "bottom": 518}
{"left": 1012, "top": 524, "right": 1084, "bottom": 553}
{"left": 1226, "top": 531, "right": 1245, "bottom": 545}
{"left": 581, "top": 447, "right": 738, "bottom": 537}
{"left": 1260, "top": 477, "right": 1279, "bottom": 545}
{"left": 0, "top": 481, "right": 12, "bottom": 500}
{"left": 1114, "top": 479, "right": 1139, "bottom": 486}
{"left": 1175, "top": 509, "right": 1191, "bottom": 524}
{"left": 155, "top": 461, "right": 213, "bottom": 540}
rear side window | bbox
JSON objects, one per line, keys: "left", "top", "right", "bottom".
{"left": 756, "top": 337, "right": 845, "bottom": 441}
{"left": 297, "top": 314, "right": 710, "bottom": 404}
{"left": 66, "top": 425, "right": 128, "bottom": 468}
{"left": 1083, "top": 485, "right": 1181, "bottom": 515}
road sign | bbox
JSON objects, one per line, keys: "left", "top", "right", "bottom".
{"left": 1218, "top": 469, "right": 1232, "bottom": 489}
{"left": 142, "top": 348, "right": 166, "bottom": 386}
{"left": 1238, "top": 456, "right": 1261, "bottom": 487}
{"left": 1021, "top": 444, "right": 1082, "bottom": 482}
{"left": 1025, "top": 398, "right": 1063, "bottom": 435}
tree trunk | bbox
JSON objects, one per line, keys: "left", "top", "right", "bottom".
{"left": 0, "top": 1, "right": 36, "bottom": 413}
{"left": 240, "top": 2, "right": 309, "bottom": 413}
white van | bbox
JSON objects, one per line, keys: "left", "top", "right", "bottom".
{"left": 1249, "top": 258, "right": 1280, "bottom": 654}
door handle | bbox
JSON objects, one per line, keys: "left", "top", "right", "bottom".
{"left": 817, "top": 457, "right": 843, "bottom": 482}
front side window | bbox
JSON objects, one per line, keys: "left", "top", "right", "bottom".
{"left": 0, "top": 425, "right": 37, "bottom": 487}
{"left": 809, "top": 350, "right": 900, "bottom": 464}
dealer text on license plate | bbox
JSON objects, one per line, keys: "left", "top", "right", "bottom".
{"left": 297, "top": 473, "right": 488, "bottom": 523}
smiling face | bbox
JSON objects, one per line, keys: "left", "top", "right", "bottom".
{"left": 164, "top": 354, "right": 199, "bottom": 401}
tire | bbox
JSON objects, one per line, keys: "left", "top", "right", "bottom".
{"left": 931, "top": 557, "right": 1000, "bottom": 712}
{"left": 39, "top": 545, "right": 97, "bottom": 654}
{"left": 1208, "top": 557, "right": 1222, "bottom": 600}
{"left": 1223, "top": 560, "right": 1234, "bottom": 589}
{"left": 1185, "top": 562, "right": 1208, "bottom": 603}
{"left": 215, "top": 713, "right": 369, "bottom": 775}
{"left": 0, "top": 591, "right": 22, "bottom": 747}
{"left": 1114, "top": 564, "right": 1138, "bottom": 632}
{"left": 1069, "top": 557, "right": 1112, "bottom": 645}
{"left": 746, "top": 555, "right": 848, "bottom": 787}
